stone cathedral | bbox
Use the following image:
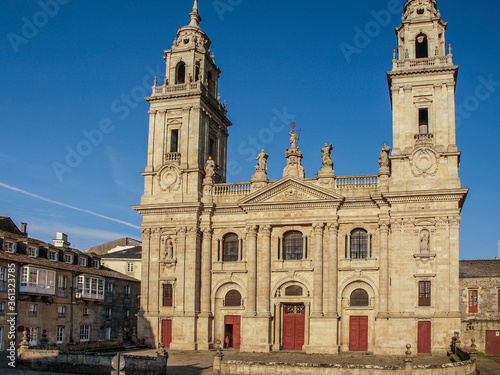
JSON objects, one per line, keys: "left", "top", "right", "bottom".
{"left": 134, "top": 0, "right": 468, "bottom": 354}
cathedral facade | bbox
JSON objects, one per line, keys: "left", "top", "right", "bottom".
{"left": 134, "top": 0, "right": 468, "bottom": 355}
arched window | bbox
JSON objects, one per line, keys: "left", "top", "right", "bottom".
{"left": 283, "top": 231, "right": 303, "bottom": 261}
{"left": 207, "top": 71, "right": 215, "bottom": 96}
{"left": 176, "top": 62, "right": 186, "bottom": 84}
{"left": 285, "top": 285, "right": 303, "bottom": 296}
{"left": 223, "top": 234, "right": 239, "bottom": 262}
{"left": 225, "top": 290, "right": 242, "bottom": 307}
{"left": 350, "top": 289, "right": 369, "bottom": 307}
{"left": 351, "top": 229, "right": 368, "bottom": 259}
{"left": 415, "top": 34, "right": 428, "bottom": 59}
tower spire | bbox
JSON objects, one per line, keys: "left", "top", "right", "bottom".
{"left": 189, "top": 0, "right": 202, "bottom": 27}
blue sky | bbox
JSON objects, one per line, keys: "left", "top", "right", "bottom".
{"left": 0, "top": 0, "right": 498, "bottom": 259}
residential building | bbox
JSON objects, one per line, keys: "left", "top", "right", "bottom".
{"left": 460, "top": 260, "right": 500, "bottom": 355}
{"left": 132, "top": 0, "right": 468, "bottom": 354}
{"left": 0, "top": 218, "right": 140, "bottom": 349}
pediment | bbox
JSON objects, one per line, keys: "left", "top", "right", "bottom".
{"left": 238, "top": 177, "right": 344, "bottom": 207}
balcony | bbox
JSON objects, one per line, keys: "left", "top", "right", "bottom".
{"left": 165, "top": 152, "right": 181, "bottom": 163}
{"left": 414, "top": 133, "right": 434, "bottom": 145}
{"left": 153, "top": 82, "right": 199, "bottom": 96}
{"left": 393, "top": 55, "right": 453, "bottom": 71}
{"left": 20, "top": 284, "right": 55, "bottom": 296}
{"left": 75, "top": 290, "right": 104, "bottom": 300}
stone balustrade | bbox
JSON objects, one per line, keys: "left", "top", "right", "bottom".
{"left": 394, "top": 56, "right": 452, "bottom": 70}
{"left": 414, "top": 133, "right": 434, "bottom": 145}
{"left": 336, "top": 175, "right": 378, "bottom": 189}
{"left": 164, "top": 152, "right": 181, "bottom": 162}
{"left": 214, "top": 182, "right": 252, "bottom": 196}
{"left": 153, "top": 83, "right": 199, "bottom": 95}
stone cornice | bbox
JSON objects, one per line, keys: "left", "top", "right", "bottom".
{"left": 387, "top": 64, "right": 458, "bottom": 77}
{"left": 382, "top": 189, "right": 468, "bottom": 207}
{"left": 132, "top": 203, "right": 203, "bottom": 215}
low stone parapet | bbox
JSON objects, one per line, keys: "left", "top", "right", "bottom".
{"left": 18, "top": 348, "right": 167, "bottom": 375}
{"left": 218, "top": 360, "right": 478, "bottom": 375}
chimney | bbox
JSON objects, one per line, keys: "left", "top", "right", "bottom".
{"left": 21, "top": 222, "right": 28, "bottom": 236}
{"left": 53, "top": 233, "right": 71, "bottom": 248}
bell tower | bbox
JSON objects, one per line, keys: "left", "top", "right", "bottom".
{"left": 141, "top": 0, "right": 231, "bottom": 206}
{"left": 387, "top": 0, "right": 460, "bottom": 190}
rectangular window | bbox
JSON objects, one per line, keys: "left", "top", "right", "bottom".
{"left": 58, "top": 306, "right": 66, "bottom": 317}
{"left": 92, "top": 260, "right": 100, "bottom": 269}
{"left": 20, "top": 267, "right": 56, "bottom": 295}
{"left": 170, "top": 129, "right": 179, "bottom": 153}
{"left": 64, "top": 254, "right": 73, "bottom": 264}
{"left": 125, "top": 286, "right": 131, "bottom": 297}
{"left": 125, "top": 309, "right": 130, "bottom": 319}
{"left": 0, "top": 326, "right": 3, "bottom": 349}
{"left": 419, "top": 108, "right": 429, "bottom": 134}
{"left": 106, "top": 282, "right": 113, "bottom": 294}
{"left": 468, "top": 289, "right": 478, "bottom": 313}
{"left": 209, "top": 137, "right": 217, "bottom": 159}
{"left": 29, "top": 304, "right": 38, "bottom": 316}
{"left": 28, "top": 327, "right": 39, "bottom": 346}
{"left": 5, "top": 242, "right": 16, "bottom": 253}
{"left": 163, "top": 284, "right": 173, "bottom": 307}
{"left": 56, "top": 327, "right": 64, "bottom": 344}
{"left": 80, "top": 325, "right": 90, "bottom": 342}
{"left": 49, "top": 251, "right": 58, "bottom": 261}
{"left": 106, "top": 308, "right": 112, "bottom": 319}
{"left": 0, "top": 301, "right": 5, "bottom": 315}
{"left": 105, "top": 327, "right": 111, "bottom": 340}
{"left": 28, "top": 246, "right": 38, "bottom": 258}
{"left": 418, "top": 281, "right": 431, "bottom": 306}
{"left": 0, "top": 267, "right": 6, "bottom": 292}
{"left": 79, "top": 257, "right": 87, "bottom": 267}
{"left": 77, "top": 276, "right": 105, "bottom": 300}
{"left": 82, "top": 307, "right": 89, "bottom": 317}
{"left": 127, "top": 263, "right": 134, "bottom": 272}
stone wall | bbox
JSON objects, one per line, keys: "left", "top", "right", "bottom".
{"left": 218, "top": 360, "right": 478, "bottom": 375}
{"left": 18, "top": 348, "right": 167, "bottom": 375}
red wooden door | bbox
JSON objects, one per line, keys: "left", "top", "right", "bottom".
{"left": 162, "top": 319, "right": 172, "bottom": 348}
{"left": 349, "top": 316, "right": 368, "bottom": 351}
{"left": 486, "top": 330, "right": 500, "bottom": 355}
{"left": 283, "top": 305, "right": 305, "bottom": 350}
{"left": 417, "top": 321, "right": 431, "bottom": 354}
{"left": 224, "top": 316, "right": 241, "bottom": 349}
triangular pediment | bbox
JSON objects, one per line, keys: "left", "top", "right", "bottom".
{"left": 238, "top": 177, "right": 344, "bottom": 207}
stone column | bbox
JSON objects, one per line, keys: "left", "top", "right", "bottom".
{"left": 146, "top": 110, "right": 157, "bottom": 172}
{"left": 258, "top": 225, "right": 271, "bottom": 316}
{"left": 327, "top": 222, "right": 339, "bottom": 315}
{"left": 273, "top": 303, "right": 281, "bottom": 351}
{"left": 185, "top": 226, "right": 201, "bottom": 314}
{"left": 138, "top": 228, "right": 153, "bottom": 346}
{"left": 378, "top": 222, "right": 390, "bottom": 314}
{"left": 175, "top": 227, "right": 187, "bottom": 314}
{"left": 449, "top": 217, "right": 461, "bottom": 313}
{"left": 200, "top": 228, "right": 213, "bottom": 315}
{"left": 150, "top": 228, "right": 161, "bottom": 316}
{"left": 246, "top": 225, "right": 258, "bottom": 316}
{"left": 312, "top": 223, "right": 324, "bottom": 316}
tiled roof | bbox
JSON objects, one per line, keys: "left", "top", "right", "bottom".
{"left": 0, "top": 250, "right": 139, "bottom": 282}
{"left": 459, "top": 260, "right": 500, "bottom": 278}
{"left": 100, "top": 246, "right": 142, "bottom": 260}
{"left": 0, "top": 217, "right": 23, "bottom": 235}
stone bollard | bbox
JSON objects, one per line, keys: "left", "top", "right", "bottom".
{"left": 118, "top": 331, "right": 124, "bottom": 346}
{"left": 404, "top": 344, "right": 413, "bottom": 374}
{"left": 469, "top": 338, "right": 478, "bottom": 360}
{"left": 18, "top": 330, "right": 30, "bottom": 359}
{"left": 213, "top": 339, "right": 224, "bottom": 375}
{"left": 156, "top": 342, "right": 168, "bottom": 375}
{"left": 131, "top": 327, "right": 138, "bottom": 345}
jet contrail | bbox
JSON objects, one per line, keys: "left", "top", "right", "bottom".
{"left": 0, "top": 182, "right": 140, "bottom": 230}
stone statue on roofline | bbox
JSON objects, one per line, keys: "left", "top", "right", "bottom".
{"left": 255, "top": 149, "right": 268, "bottom": 171}
{"left": 321, "top": 143, "right": 333, "bottom": 167}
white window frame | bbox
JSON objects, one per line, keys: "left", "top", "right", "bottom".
{"left": 28, "top": 327, "right": 39, "bottom": 346}
{"left": 82, "top": 307, "right": 89, "bottom": 317}
{"left": 125, "top": 286, "right": 131, "bottom": 297}
{"left": 106, "top": 283, "right": 113, "bottom": 293}
{"left": 0, "top": 267, "right": 6, "bottom": 292}
{"left": 58, "top": 275, "right": 68, "bottom": 289}
{"left": 79, "top": 257, "right": 87, "bottom": 267}
{"left": 125, "top": 309, "right": 130, "bottom": 319}
{"left": 0, "top": 326, "right": 3, "bottom": 349}
{"left": 77, "top": 275, "right": 105, "bottom": 300}
{"left": 29, "top": 304, "right": 38, "bottom": 316}
{"left": 105, "top": 327, "right": 111, "bottom": 340}
{"left": 92, "top": 260, "right": 100, "bottom": 269}
{"left": 49, "top": 251, "right": 58, "bottom": 261}
{"left": 20, "top": 267, "right": 56, "bottom": 295}
{"left": 64, "top": 254, "right": 73, "bottom": 264}
{"left": 28, "top": 246, "right": 38, "bottom": 258}
{"left": 106, "top": 308, "right": 112, "bottom": 319}
{"left": 58, "top": 305, "right": 66, "bottom": 317}
{"left": 56, "top": 326, "right": 64, "bottom": 344}
{"left": 5, "top": 241, "right": 15, "bottom": 253}
{"left": 80, "top": 325, "right": 90, "bottom": 342}
{"left": 0, "top": 301, "right": 5, "bottom": 315}
{"left": 127, "top": 263, "right": 134, "bottom": 272}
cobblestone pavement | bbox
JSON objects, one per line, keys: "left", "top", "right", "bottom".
{"left": 476, "top": 356, "right": 500, "bottom": 375}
